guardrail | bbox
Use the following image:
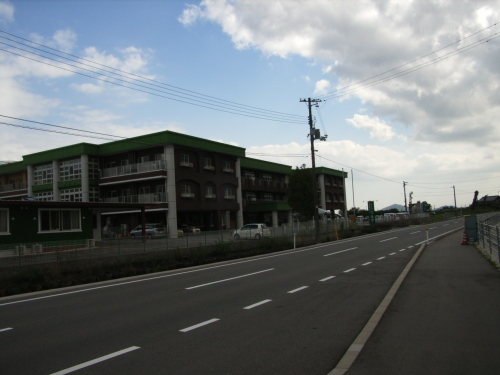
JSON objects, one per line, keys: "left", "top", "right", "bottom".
{"left": 477, "top": 214, "right": 500, "bottom": 266}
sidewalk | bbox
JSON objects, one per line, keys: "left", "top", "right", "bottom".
{"left": 345, "top": 230, "right": 500, "bottom": 375}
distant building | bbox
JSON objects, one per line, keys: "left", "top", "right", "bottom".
{"left": 0, "top": 130, "right": 347, "bottom": 243}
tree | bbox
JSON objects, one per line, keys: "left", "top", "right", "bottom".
{"left": 287, "top": 165, "right": 315, "bottom": 221}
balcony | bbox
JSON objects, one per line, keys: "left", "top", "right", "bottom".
{"left": 241, "top": 178, "right": 288, "bottom": 193}
{"left": 101, "top": 160, "right": 166, "bottom": 179}
{"left": 0, "top": 182, "right": 27, "bottom": 192}
{"left": 102, "top": 192, "right": 167, "bottom": 203}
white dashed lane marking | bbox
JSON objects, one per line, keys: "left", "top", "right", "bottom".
{"left": 344, "top": 268, "right": 356, "bottom": 273}
{"left": 362, "top": 262, "right": 372, "bottom": 266}
{"left": 244, "top": 300, "right": 272, "bottom": 310}
{"left": 180, "top": 319, "right": 220, "bottom": 332}
{"left": 320, "top": 276, "right": 336, "bottom": 282}
{"left": 288, "top": 286, "right": 308, "bottom": 294}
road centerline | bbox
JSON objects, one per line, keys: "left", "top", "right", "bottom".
{"left": 186, "top": 269, "right": 274, "bottom": 290}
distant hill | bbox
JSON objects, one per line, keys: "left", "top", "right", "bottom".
{"left": 380, "top": 204, "right": 406, "bottom": 212}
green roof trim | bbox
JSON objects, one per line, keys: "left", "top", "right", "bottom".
{"left": 23, "top": 143, "right": 100, "bottom": 166}
{"left": 0, "top": 161, "right": 25, "bottom": 174}
{"left": 315, "top": 167, "right": 348, "bottom": 178}
{"left": 98, "top": 130, "right": 246, "bottom": 157}
{"left": 241, "top": 157, "right": 292, "bottom": 174}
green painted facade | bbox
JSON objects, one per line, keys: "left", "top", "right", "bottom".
{"left": 241, "top": 157, "right": 292, "bottom": 174}
{"left": 0, "top": 205, "right": 93, "bottom": 245}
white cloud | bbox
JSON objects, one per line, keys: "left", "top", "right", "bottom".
{"left": 0, "top": 1, "right": 14, "bottom": 24}
{"left": 178, "top": 4, "right": 203, "bottom": 26}
{"left": 314, "top": 79, "right": 331, "bottom": 95}
{"left": 184, "top": 0, "right": 500, "bottom": 148}
{"left": 346, "top": 114, "right": 396, "bottom": 142}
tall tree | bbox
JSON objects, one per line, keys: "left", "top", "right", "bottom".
{"left": 288, "top": 165, "right": 315, "bottom": 221}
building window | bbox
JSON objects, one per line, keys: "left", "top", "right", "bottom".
{"left": 39, "top": 209, "right": 81, "bottom": 232}
{"left": 263, "top": 173, "right": 272, "bottom": 182}
{"left": 264, "top": 193, "right": 273, "bottom": 201}
{"left": 204, "top": 158, "right": 214, "bottom": 170}
{"left": 0, "top": 209, "right": 9, "bottom": 234}
{"left": 246, "top": 193, "right": 256, "bottom": 201}
{"left": 34, "top": 164, "right": 53, "bottom": 185}
{"left": 224, "top": 187, "right": 235, "bottom": 199}
{"left": 181, "top": 154, "right": 193, "bottom": 167}
{"left": 139, "top": 186, "right": 151, "bottom": 195}
{"left": 59, "top": 159, "right": 82, "bottom": 181}
{"left": 138, "top": 156, "right": 149, "bottom": 163}
{"left": 245, "top": 171, "right": 255, "bottom": 179}
{"left": 223, "top": 161, "right": 233, "bottom": 173}
{"left": 181, "top": 185, "right": 194, "bottom": 198}
{"left": 60, "top": 188, "right": 83, "bottom": 202}
{"left": 206, "top": 186, "right": 216, "bottom": 198}
{"left": 34, "top": 191, "right": 54, "bottom": 201}
{"left": 88, "top": 158, "right": 100, "bottom": 180}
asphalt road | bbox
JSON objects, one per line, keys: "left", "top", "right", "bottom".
{"left": 0, "top": 218, "right": 465, "bottom": 375}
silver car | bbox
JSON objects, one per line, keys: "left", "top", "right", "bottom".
{"left": 233, "top": 223, "right": 270, "bottom": 240}
{"left": 130, "top": 223, "right": 164, "bottom": 239}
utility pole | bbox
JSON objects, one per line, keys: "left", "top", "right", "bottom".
{"left": 403, "top": 181, "right": 407, "bottom": 212}
{"left": 300, "top": 97, "right": 325, "bottom": 242}
{"left": 453, "top": 185, "right": 457, "bottom": 216}
{"left": 351, "top": 169, "right": 355, "bottom": 217}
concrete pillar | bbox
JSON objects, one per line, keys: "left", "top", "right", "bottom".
{"left": 165, "top": 145, "right": 178, "bottom": 238}
{"left": 235, "top": 157, "right": 244, "bottom": 228}
{"left": 225, "top": 211, "right": 231, "bottom": 230}
{"left": 52, "top": 160, "right": 60, "bottom": 201}
{"left": 272, "top": 210, "right": 278, "bottom": 228}
{"left": 27, "top": 164, "right": 34, "bottom": 197}
{"left": 81, "top": 154, "right": 89, "bottom": 202}
{"left": 318, "top": 174, "right": 326, "bottom": 209}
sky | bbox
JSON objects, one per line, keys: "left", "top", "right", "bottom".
{"left": 0, "top": 0, "right": 499, "bottom": 211}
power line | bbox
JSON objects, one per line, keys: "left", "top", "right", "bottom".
{"left": 0, "top": 30, "right": 306, "bottom": 124}
{"left": 318, "top": 23, "right": 499, "bottom": 101}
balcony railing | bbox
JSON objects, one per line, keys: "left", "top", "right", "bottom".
{"left": 101, "top": 160, "right": 166, "bottom": 179}
{"left": 102, "top": 192, "right": 167, "bottom": 204}
{"left": 0, "top": 182, "right": 27, "bottom": 192}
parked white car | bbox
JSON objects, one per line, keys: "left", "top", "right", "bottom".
{"left": 130, "top": 223, "right": 164, "bottom": 239}
{"left": 233, "top": 223, "right": 270, "bottom": 240}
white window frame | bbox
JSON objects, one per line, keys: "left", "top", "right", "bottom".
{"left": 38, "top": 209, "right": 81, "bottom": 233}
{"left": 0, "top": 208, "right": 9, "bottom": 235}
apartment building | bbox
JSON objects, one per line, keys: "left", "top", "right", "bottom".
{"left": 0, "top": 130, "right": 347, "bottom": 241}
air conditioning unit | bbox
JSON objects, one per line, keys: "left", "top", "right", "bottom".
{"left": 15, "top": 245, "right": 26, "bottom": 255}
{"left": 32, "top": 244, "right": 43, "bottom": 254}
{"left": 86, "top": 239, "right": 95, "bottom": 248}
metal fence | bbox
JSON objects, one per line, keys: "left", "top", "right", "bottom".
{"left": 0, "top": 220, "right": 354, "bottom": 268}
{"left": 477, "top": 214, "right": 500, "bottom": 266}
{"left": 0, "top": 214, "right": 460, "bottom": 268}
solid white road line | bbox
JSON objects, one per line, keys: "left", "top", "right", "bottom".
{"left": 377, "top": 257, "right": 385, "bottom": 260}
{"left": 244, "top": 300, "right": 272, "bottom": 310}
{"left": 362, "top": 262, "right": 372, "bottom": 266}
{"left": 343, "top": 268, "right": 356, "bottom": 273}
{"left": 49, "top": 346, "right": 140, "bottom": 375}
{"left": 0, "top": 327, "right": 13, "bottom": 333}
{"left": 186, "top": 269, "right": 274, "bottom": 290}
{"left": 288, "top": 286, "right": 308, "bottom": 294}
{"left": 180, "top": 318, "right": 220, "bottom": 332}
{"left": 380, "top": 237, "right": 397, "bottom": 242}
{"left": 320, "top": 276, "right": 336, "bottom": 281}
{"left": 323, "top": 247, "right": 358, "bottom": 257}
